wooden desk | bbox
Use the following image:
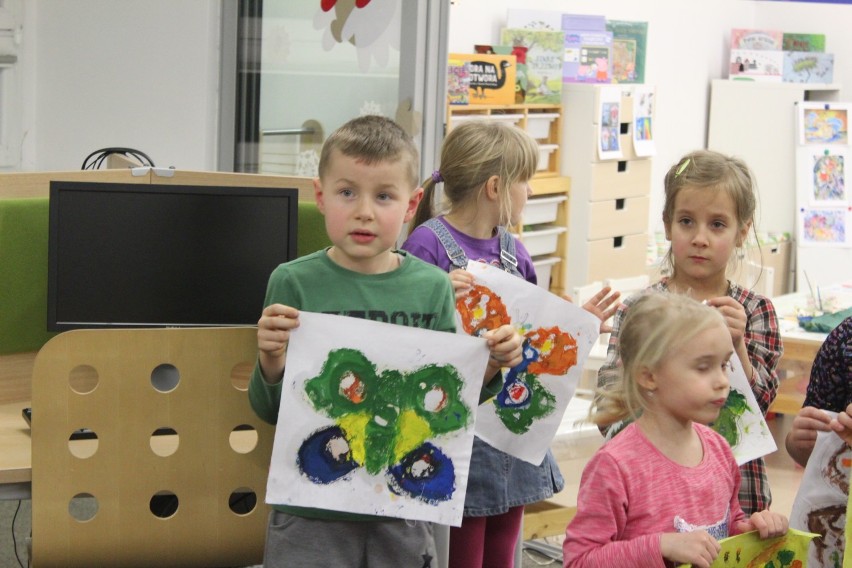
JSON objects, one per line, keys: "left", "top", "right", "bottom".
{"left": 770, "top": 332, "right": 824, "bottom": 415}
{"left": 0, "top": 400, "right": 32, "bottom": 499}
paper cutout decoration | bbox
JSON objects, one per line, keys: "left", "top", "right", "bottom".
{"left": 456, "top": 261, "right": 600, "bottom": 464}
{"left": 791, "top": 412, "right": 849, "bottom": 568}
{"left": 677, "top": 529, "right": 818, "bottom": 568}
{"left": 713, "top": 353, "right": 777, "bottom": 466}
{"left": 265, "top": 312, "right": 489, "bottom": 526}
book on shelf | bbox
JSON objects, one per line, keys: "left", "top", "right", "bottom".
{"left": 782, "top": 32, "right": 826, "bottom": 53}
{"left": 606, "top": 19, "right": 648, "bottom": 84}
{"left": 475, "top": 44, "right": 527, "bottom": 104}
{"left": 499, "top": 28, "right": 563, "bottom": 104}
{"left": 729, "top": 49, "right": 783, "bottom": 81}
{"left": 783, "top": 52, "right": 834, "bottom": 84}
{"left": 730, "top": 28, "right": 783, "bottom": 51}
{"left": 448, "top": 52, "right": 517, "bottom": 105}
{"left": 562, "top": 14, "right": 612, "bottom": 83}
{"left": 447, "top": 58, "right": 470, "bottom": 105}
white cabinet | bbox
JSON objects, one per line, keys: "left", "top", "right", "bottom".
{"left": 560, "top": 84, "right": 653, "bottom": 292}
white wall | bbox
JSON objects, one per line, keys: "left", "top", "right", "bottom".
{"left": 18, "top": 0, "right": 221, "bottom": 172}
{"left": 448, "top": 0, "right": 852, "bottom": 234}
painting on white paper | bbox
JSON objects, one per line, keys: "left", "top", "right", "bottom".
{"left": 265, "top": 311, "right": 489, "bottom": 526}
{"left": 632, "top": 85, "right": 656, "bottom": 157}
{"left": 798, "top": 206, "right": 851, "bottom": 247}
{"left": 597, "top": 86, "right": 623, "bottom": 160}
{"left": 710, "top": 353, "right": 777, "bottom": 466}
{"left": 790, "top": 413, "right": 848, "bottom": 568}
{"left": 797, "top": 145, "right": 848, "bottom": 207}
{"left": 457, "top": 261, "right": 600, "bottom": 464}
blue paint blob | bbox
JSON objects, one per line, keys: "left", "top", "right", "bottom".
{"left": 386, "top": 442, "right": 455, "bottom": 504}
{"left": 496, "top": 339, "right": 538, "bottom": 409}
{"left": 297, "top": 425, "right": 359, "bottom": 484}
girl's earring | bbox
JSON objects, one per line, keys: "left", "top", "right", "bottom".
{"left": 736, "top": 248, "right": 745, "bottom": 260}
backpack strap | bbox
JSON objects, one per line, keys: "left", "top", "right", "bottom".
{"left": 423, "top": 218, "right": 468, "bottom": 271}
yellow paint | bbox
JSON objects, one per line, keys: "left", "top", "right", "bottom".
{"left": 394, "top": 410, "right": 430, "bottom": 463}
{"left": 339, "top": 413, "right": 370, "bottom": 465}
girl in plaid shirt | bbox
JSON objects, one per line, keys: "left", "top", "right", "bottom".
{"left": 597, "top": 150, "right": 782, "bottom": 514}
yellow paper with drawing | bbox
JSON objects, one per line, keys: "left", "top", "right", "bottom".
{"left": 678, "top": 529, "right": 818, "bottom": 568}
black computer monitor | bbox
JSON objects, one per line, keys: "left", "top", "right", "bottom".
{"left": 47, "top": 180, "right": 298, "bottom": 331}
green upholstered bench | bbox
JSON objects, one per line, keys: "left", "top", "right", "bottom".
{"left": 0, "top": 198, "right": 330, "bottom": 356}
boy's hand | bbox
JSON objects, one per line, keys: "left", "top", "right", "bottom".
{"left": 482, "top": 324, "right": 524, "bottom": 377}
{"left": 829, "top": 402, "right": 852, "bottom": 446}
{"left": 660, "top": 530, "right": 720, "bottom": 568}
{"left": 787, "top": 406, "right": 831, "bottom": 458}
{"left": 735, "top": 510, "right": 788, "bottom": 539}
{"left": 562, "top": 286, "right": 620, "bottom": 333}
{"left": 257, "top": 303, "right": 300, "bottom": 383}
{"left": 448, "top": 269, "right": 474, "bottom": 299}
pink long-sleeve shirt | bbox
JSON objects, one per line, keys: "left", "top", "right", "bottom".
{"left": 563, "top": 422, "right": 747, "bottom": 568}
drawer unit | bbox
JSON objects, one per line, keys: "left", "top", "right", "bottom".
{"left": 587, "top": 196, "right": 650, "bottom": 240}
{"left": 537, "top": 144, "right": 559, "bottom": 171}
{"left": 526, "top": 112, "right": 560, "bottom": 140}
{"left": 517, "top": 226, "right": 566, "bottom": 257}
{"left": 588, "top": 159, "right": 652, "bottom": 201}
{"left": 586, "top": 234, "right": 648, "bottom": 283}
{"left": 523, "top": 195, "right": 567, "bottom": 226}
{"left": 532, "top": 256, "right": 561, "bottom": 290}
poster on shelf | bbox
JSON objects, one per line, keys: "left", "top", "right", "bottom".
{"left": 597, "top": 86, "right": 623, "bottom": 160}
{"left": 797, "top": 102, "right": 850, "bottom": 145}
{"left": 632, "top": 85, "right": 656, "bottom": 157}
{"left": 797, "top": 146, "right": 848, "bottom": 206}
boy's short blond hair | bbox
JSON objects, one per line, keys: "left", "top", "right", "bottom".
{"left": 318, "top": 115, "right": 420, "bottom": 189}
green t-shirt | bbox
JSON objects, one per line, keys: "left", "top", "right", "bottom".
{"left": 249, "top": 249, "right": 457, "bottom": 521}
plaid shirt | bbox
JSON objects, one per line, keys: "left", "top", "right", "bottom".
{"left": 597, "top": 278, "right": 782, "bottom": 514}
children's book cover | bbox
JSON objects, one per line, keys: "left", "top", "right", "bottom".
{"left": 475, "top": 44, "right": 527, "bottom": 104}
{"left": 446, "top": 58, "right": 470, "bottom": 106}
{"left": 448, "top": 53, "right": 516, "bottom": 105}
{"left": 730, "top": 28, "right": 783, "bottom": 50}
{"left": 606, "top": 20, "right": 648, "bottom": 84}
{"left": 729, "top": 49, "right": 783, "bottom": 81}
{"left": 499, "top": 28, "right": 563, "bottom": 104}
{"left": 562, "top": 13, "right": 612, "bottom": 83}
{"left": 783, "top": 32, "right": 826, "bottom": 52}
{"left": 505, "top": 8, "right": 562, "bottom": 31}
{"left": 783, "top": 51, "right": 835, "bottom": 84}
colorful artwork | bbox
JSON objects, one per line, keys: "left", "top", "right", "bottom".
{"left": 677, "top": 529, "right": 818, "bottom": 568}
{"left": 812, "top": 153, "right": 846, "bottom": 203}
{"left": 598, "top": 87, "right": 624, "bottom": 161}
{"left": 632, "top": 86, "right": 656, "bottom": 157}
{"left": 314, "top": 0, "right": 400, "bottom": 72}
{"left": 802, "top": 108, "right": 849, "bottom": 145}
{"left": 730, "top": 28, "right": 784, "bottom": 51}
{"left": 790, "top": 414, "right": 849, "bottom": 567}
{"left": 783, "top": 52, "right": 835, "bottom": 84}
{"left": 801, "top": 208, "right": 848, "bottom": 245}
{"left": 456, "top": 261, "right": 600, "bottom": 464}
{"left": 265, "top": 311, "right": 489, "bottom": 526}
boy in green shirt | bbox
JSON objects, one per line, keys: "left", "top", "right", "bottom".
{"left": 249, "top": 115, "right": 522, "bottom": 567}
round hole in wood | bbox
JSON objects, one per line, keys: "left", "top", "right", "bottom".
{"left": 69, "top": 492, "right": 98, "bottom": 522}
{"left": 150, "top": 364, "right": 180, "bottom": 393}
{"left": 229, "top": 424, "right": 258, "bottom": 454}
{"left": 149, "top": 490, "right": 179, "bottom": 519}
{"left": 68, "top": 429, "right": 98, "bottom": 459}
{"left": 68, "top": 364, "right": 99, "bottom": 394}
{"left": 230, "top": 361, "right": 254, "bottom": 391}
{"left": 149, "top": 427, "right": 179, "bottom": 457}
{"left": 228, "top": 487, "right": 257, "bottom": 515}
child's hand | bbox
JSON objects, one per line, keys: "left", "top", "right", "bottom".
{"left": 828, "top": 402, "right": 852, "bottom": 446}
{"left": 257, "top": 303, "right": 300, "bottom": 383}
{"left": 483, "top": 324, "right": 524, "bottom": 372}
{"left": 735, "top": 510, "right": 788, "bottom": 539}
{"left": 788, "top": 406, "right": 831, "bottom": 454}
{"left": 660, "top": 530, "right": 720, "bottom": 568}
{"left": 562, "top": 286, "right": 620, "bottom": 333}
{"left": 448, "top": 269, "right": 474, "bottom": 299}
{"left": 705, "top": 296, "right": 747, "bottom": 346}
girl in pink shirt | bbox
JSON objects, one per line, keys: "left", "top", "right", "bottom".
{"left": 563, "top": 293, "right": 787, "bottom": 568}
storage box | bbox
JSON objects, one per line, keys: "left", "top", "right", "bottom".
{"left": 523, "top": 195, "right": 567, "bottom": 225}
{"left": 588, "top": 158, "right": 651, "bottom": 200}
{"left": 526, "top": 112, "right": 560, "bottom": 139}
{"left": 587, "top": 195, "right": 649, "bottom": 239}
{"left": 537, "top": 143, "right": 558, "bottom": 170}
{"left": 450, "top": 113, "right": 524, "bottom": 130}
{"left": 586, "top": 233, "right": 647, "bottom": 282}
{"left": 518, "top": 226, "right": 566, "bottom": 256}
{"left": 532, "top": 256, "right": 561, "bottom": 290}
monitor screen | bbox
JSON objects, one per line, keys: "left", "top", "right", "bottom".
{"left": 47, "top": 181, "right": 298, "bottom": 331}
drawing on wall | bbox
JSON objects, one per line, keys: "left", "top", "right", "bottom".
{"left": 456, "top": 261, "right": 600, "bottom": 464}
{"left": 677, "top": 529, "right": 818, "bottom": 568}
{"left": 790, "top": 414, "right": 849, "bottom": 568}
{"left": 799, "top": 105, "right": 849, "bottom": 145}
{"left": 711, "top": 354, "right": 777, "bottom": 466}
{"left": 799, "top": 207, "right": 850, "bottom": 247}
{"left": 811, "top": 150, "right": 846, "bottom": 204}
{"left": 632, "top": 85, "right": 656, "bottom": 157}
{"left": 314, "top": 0, "right": 400, "bottom": 72}
{"left": 597, "top": 86, "right": 624, "bottom": 160}
{"left": 265, "top": 311, "right": 489, "bottom": 526}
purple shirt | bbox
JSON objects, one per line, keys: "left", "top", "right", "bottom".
{"left": 402, "top": 216, "right": 537, "bottom": 285}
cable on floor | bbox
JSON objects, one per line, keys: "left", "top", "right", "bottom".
{"left": 12, "top": 499, "right": 25, "bottom": 568}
